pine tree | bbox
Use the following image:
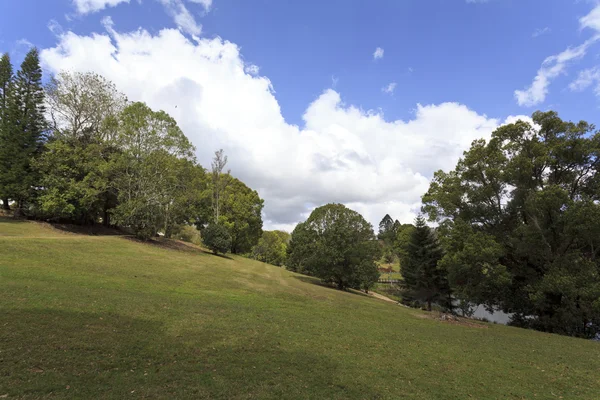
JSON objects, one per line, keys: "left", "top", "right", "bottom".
{"left": 378, "top": 214, "right": 394, "bottom": 241}
{"left": 0, "top": 48, "right": 45, "bottom": 213}
{"left": 401, "top": 215, "right": 451, "bottom": 311}
{"left": 0, "top": 53, "right": 13, "bottom": 210}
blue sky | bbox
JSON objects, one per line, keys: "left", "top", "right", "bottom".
{"left": 2, "top": 0, "right": 600, "bottom": 229}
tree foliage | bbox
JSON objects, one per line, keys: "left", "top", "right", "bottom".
{"left": 110, "top": 102, "right": 196, "bottom": 239}
{"left": 400, "top": 216, "right": 451, "bottom": 311}
{"left": 287, "top": 203, "right": 381, "bottom": 290}
{"left": 423, "top": 111, "right": 600, "bottom": 338}
{"left": 251, "top": 230, "right": 290, "bottom": 266}
{"left": 202, "top": 223, "right": 232, "bottom": 254}
{"left": 0, "top": 48, "right": 45, "bottom": 213}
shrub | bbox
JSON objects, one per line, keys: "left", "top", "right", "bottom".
{"left": 202, "top": 224, "right": 231, "bottom": 254}
{"left": 173, "top": 225, "right": 202, "bottom": 245}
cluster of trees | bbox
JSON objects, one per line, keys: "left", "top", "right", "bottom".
{"left": 377, "top": 214, "right": 415, "bottom": 264}
{"left": 287, "top": 203, "right": 381, "bottom": 291}
{"left": 422, "top": 111, "right": 600, "bottom": 339}
{"left": 0, "top": 49, "right": 263, "bottom": 253}
{"left": 250, "top": 230, "right": 291, "bottom": 266}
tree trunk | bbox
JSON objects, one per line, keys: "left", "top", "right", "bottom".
{"left": 427, "top": 300, "right": 432, "bottom": 311}
{"left": 1, "top": 198, "right": 9, "bottom": 210}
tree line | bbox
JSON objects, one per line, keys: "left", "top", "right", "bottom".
{"left": 0, "top": 49, "right": 263, "bottom": 253}
{"left": 2, "top": 50, "right": 597, "bottom": 339}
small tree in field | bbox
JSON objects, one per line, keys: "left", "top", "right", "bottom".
{"left": 287, "top": 203, "right": 381, "bottom": 290}
{"left": 202, "top": 223, "right": 231, "bottom": 254}
{"left": 401, "top": 215, "right": 451, "bottom": 311}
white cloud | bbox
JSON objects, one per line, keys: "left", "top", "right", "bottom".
{"left": 41, "top": 25, "right": 506, "bottom": 230}
{"left": 72, "top": 0, "right": 130, "bottom": 15}
{"left": 532, "top": 27, "right": 551, "bottom": 38}
{"left": 515, "top": 4, "right": 600, "bottom": 107}
{"left": 244, "top": 64, "right": 260, "bottom": 75}
{"left": 514, "top": 36, "right": 599, "bottom": 107}
{"left": 47, "top": 19, "right": 64, "bottom": 36}
{"left": 159, "top": 0, "right": 203, "bottom": 36}
{"left": 580, "top": 4, "right": 600, "bottom": 33}
{"left": 569, "top": 67, "right": 600, "bottom": 95}
{"left": 373, "top": 47, "right": 384, "bottom": 60}
{"left": 16, "top": 39, "right": 34, "bottom": 48}
{"left": 382, "top": 82, "right": 396, "bottom": 94}
{"left": 188, "top": 0, "right": 212, "bottom": 11}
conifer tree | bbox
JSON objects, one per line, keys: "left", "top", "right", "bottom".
{"left": 401, "top": 215, "right": 451, "bottom": 311}
{"left": 0, "top": 53, "right": 13, "bottom": 210}
{"left": 0, "top": 48, "right": 45, "bottom": 213}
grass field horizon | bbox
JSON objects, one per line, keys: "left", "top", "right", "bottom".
{"left": 1, "top": 217, "right": 599, "bottom": 399}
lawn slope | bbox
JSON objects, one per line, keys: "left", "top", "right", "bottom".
{"left": 1, "top": 218, "right": 599, "bottom": 399}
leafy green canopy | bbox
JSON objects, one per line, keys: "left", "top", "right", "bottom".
{"left": 423, "top": 111, "right": 600, "bottom": 338}
{"left": 287, "top": 203, "right": 381, "bottom": 291}
{"left": 250, "top": 230, "right": 290, "bottom": 266}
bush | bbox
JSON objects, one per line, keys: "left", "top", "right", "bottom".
{"left": 202, "top": 224, "right": 231, "bottom": 254}
{"left": 173, "top": 225, "right": 202, "bottom": 245}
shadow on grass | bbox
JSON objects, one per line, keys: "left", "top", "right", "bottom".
{"left": 124, "top": 236, "right": 234, "bottom": 259}
{"left": 291, "top": 275, "right": 372, "bottom": 298}
{"left": 50, "top": 223, "right": 125, "bottom": 236}
{"left": 0, "top": 307, "right": 370, "bottom": 399}
{"left": 0, "top": 216, "right": 124, "bottom": 236}
{"left": 0, "top": 216, "right": 26, "bottom": 224}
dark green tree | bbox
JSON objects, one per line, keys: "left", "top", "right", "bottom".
{"left": 401, "top": 216, "right": 450, "bottom": 311}
{"left": 195, "top": 176, "right": 263, "bottom": 254}
{"left": 287, "top": 203, "right": 381, "bottom": 290}
{"left": 378, "top": 213, "right": 394, "bottom": 243}
{"left": 34, "top": 72, "right": 127, "bottom": 225}
{"left": 202, "top": 223, "right": 232, "bottom": 254}
{"left": 0, "top": 53, "right": 13, "bottom": 210}
{"left": 0, "top": 48, "right": 46, "bottom": 214}
{"left": 423, "top": 111, "right": 600, "bottom": 338}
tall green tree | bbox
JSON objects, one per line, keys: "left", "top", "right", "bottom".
{"left": 401, "top": 216, "right": 450, "bottom": 311}
{"left": 423, "top": 111, "right": 600, "bottom": 338}
{"left": 110, "top": 102, "right": 195, "bottom": 239}
{"left": 377, "top": 214, "right": 394, "bottom": 243}
{"left": 0, "top": 53, "right": 13, "bottom": 210}
{"left": 0, "top": 48, "right": 45, "bottom": 213}
{"left": 218, "top": 177, "right": 264, "bottom": 254}
{"left": 211, "top": 149, "right": 230, "bottom": 224}
{"left": 287, "top": 203, "right": 381, "bottom": 290}
{"left": 34, "top": 72, "right": 127, "bottom": 224}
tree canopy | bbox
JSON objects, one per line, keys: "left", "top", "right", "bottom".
{"left": 423, "top": 111, "right": 600, "bottom": 338}
{"left": 287, "top": 203, "right": 381, "bottom": 290}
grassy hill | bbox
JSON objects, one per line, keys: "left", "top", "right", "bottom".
{"left": 1, "top": 218, "right": 599, "bottom": 399}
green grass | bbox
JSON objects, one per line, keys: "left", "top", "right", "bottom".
{"left": 1, "top": 218, "right": 599, "bottom": 399}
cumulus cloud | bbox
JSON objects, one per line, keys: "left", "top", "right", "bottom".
{"left": 382, "top": 82, "right": 396, "bottom": 94}
{"left": 41, "top": 25, "right": 508, "bottom": 230}
{"left": 514, "top": 5, "right": 600, "bottom": 107}
{"left": 72, "top": 0, "right": 130, "bottom": 15}
{"left": 373, "top": 47, "right": 384, "bottom": 60}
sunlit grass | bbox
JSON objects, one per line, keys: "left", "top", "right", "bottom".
{"left": 1, "top": 218, "right": 599, "bottom": 399}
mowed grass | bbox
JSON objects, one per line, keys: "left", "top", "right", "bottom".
{"left": 1, "top": 219, "right": 599, "bottom": 399}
